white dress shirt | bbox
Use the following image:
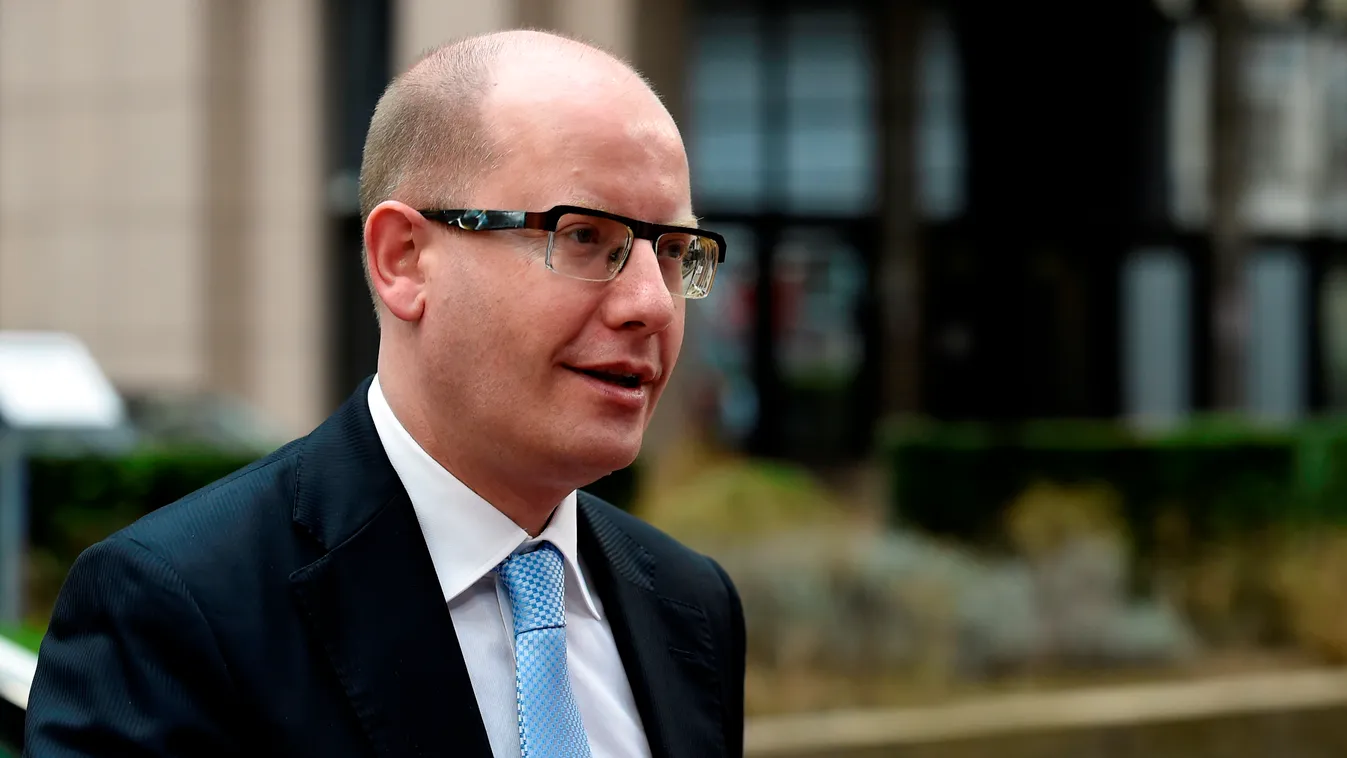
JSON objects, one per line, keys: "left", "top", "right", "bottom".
{"left": 367, "top": 377, "right": 652, "bottom": 758}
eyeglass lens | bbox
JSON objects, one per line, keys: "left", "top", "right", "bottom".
{"left": 547, "top": 212, "right": 720, "bottom": 298}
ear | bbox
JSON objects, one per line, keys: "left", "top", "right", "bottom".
{"left": 364, "top": 201, "right": 428, "bottom": 322}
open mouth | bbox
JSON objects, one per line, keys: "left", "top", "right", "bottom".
{"left": 570, "top": 367, "right": 642, "bottom": 389}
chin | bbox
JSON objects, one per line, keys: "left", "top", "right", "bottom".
{"left": 564, "top": 428, "right": 644, "bottom": 480}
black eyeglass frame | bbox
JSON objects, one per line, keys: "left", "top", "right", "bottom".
{"left": 418, "top": 206, "right": 727, "bottom": 262}
{"left": 418, "top": 204, "right": 728, "bottom": 276}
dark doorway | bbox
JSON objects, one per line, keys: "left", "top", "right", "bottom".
{"left": 323, "top": 0, "right": 392, "bottom": 407}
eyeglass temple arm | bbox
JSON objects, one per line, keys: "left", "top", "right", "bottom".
{"left": 422, "top": 209, "right": 533, "bottom": 231}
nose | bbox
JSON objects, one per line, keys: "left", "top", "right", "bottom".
{"left": 600, "top": 238, "right": 676, "bottom": 334}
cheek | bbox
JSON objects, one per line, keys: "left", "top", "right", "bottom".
{"left": 664, "top": 310, "right": 687, "bottom": 366}
{"left": 433, "top": 250, "right": 609, "bottom": 386}
{"left": 424, "top": 271, "right": 514, "bottom": 375}
{"left": 480, "top": 289, "right": 595, "bottom": 384}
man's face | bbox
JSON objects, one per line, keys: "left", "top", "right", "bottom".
{"left": 412, "top": 71, "right": 693, "bottom": 487}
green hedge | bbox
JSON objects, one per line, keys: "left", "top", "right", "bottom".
{"left": 27, "top": 449, "right": 636, "bottom": 564}
{"left": 28, "top": 449, "right": 262, "bottom": 565}
{"left": 22, "top": 448, "right": 636, "bottom": 620}
{"left": 883, "top": 416, "right": 1347, "bottom": 549}
{"left": 23, "top": 449, "right": 264, "bottom": 618}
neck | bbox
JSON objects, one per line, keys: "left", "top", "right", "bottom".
{"left": 376, "top": 367, "right": 569, "bottom": 537}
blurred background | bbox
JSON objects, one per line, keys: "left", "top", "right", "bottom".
{"left": 5, "top": 0, "right": 1347, "bottom": 755}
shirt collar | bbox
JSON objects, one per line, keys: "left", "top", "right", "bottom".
{"left": 366, "top": 375, "right": 601, "bottom": 620}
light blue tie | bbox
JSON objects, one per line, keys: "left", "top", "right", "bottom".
{"left": 496, "top": 542, "right": 593, "bottom": 758}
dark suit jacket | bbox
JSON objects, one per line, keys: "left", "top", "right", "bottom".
{"left": 23, "top": 379, "right": 746, "bottom": 757}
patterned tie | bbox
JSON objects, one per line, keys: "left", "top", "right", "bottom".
{"left": 496, "top": 542, "right": 593, "bottom": 758}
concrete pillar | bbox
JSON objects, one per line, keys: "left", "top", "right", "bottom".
{"left": 0, "top": 0, "right": 328, "bottom": 439}
{"left": 240, "top": 0, "right": 327, "bottom": 436}
{"left": 555, "top": 0, "right": 636, "bottom": 59}
{"left": 203, "top": 0, "right": 253, "bottom": 407}
{"left": 0, "top": 0, "right": 210, "bottom": 392}
{"left": 393, "top": 0, "right": 513, "bottom": 71}
{"left": 391, "top": 0, "right": 645, "bottom": 73}
{"left": 200, "top": 0, "right": 328, "bottom": 437}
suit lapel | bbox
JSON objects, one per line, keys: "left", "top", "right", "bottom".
{"left": 578, "top": 495, "right": 727, "bottom": 758}
{"left": 283, "top": 381, "right": 725, "bottom": 757}
{"left": 287, "top": 382, "right": 493, "bottom": 758}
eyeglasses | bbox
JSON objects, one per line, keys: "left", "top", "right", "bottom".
{"left": 417, "top": 205, "right": 726, "bottom": 299}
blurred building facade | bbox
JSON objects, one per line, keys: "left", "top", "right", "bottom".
{"left": 2, "top": 0, "right": 1347, "bottom": 461}
{"left": 0, "top": 0, "right": 664, "bottom": 442}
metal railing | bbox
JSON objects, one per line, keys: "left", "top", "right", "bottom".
{"left": 0, "top": 635, "right": 34, "bottom": 754}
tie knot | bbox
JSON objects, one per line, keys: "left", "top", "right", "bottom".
{"left": 497, "top": 542, "right": 567, "bottom": 635}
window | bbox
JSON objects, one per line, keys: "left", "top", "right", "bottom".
{"left": 1122, "top": 248, "right": 1193, "bottom": 427}
{"left": 916, "top": 10, "right": 965, "bottom": 220}
{"left": 1248, "top": 247, "right": 1310, "bottom": 420}
{"left": 687, "top": 3, "right": 878, "bottom": 216}
{"left": 685, "top": 0, "right": 880, "bottom": 458}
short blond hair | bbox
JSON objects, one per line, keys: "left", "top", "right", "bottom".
{"left": 359, "top": 36, "right": 507, "bottom": 223}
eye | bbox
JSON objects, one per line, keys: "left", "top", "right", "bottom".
{"left": 562, "top": 224, "right": 602, "bottom": 246}
{"left": 659, "top": 238, "right": 688, "bottom": 259}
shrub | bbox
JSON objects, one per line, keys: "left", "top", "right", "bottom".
{"left": 22, "top": 446, "right": 637, "bottom": 621}
{"left": 24, "top": 448, "right": 262, "bottom": 618}
{"left": 881, "top": 416, "right": 1347, "bottom": 552}
{"left": 634, "top": 456, "right": 845, "bottom": 551}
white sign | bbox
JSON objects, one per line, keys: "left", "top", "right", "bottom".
{"left": 0, "top": 331, "right": 124, "bottom": 430}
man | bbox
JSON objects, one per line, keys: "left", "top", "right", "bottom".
{"left": 24, "top": 30, "right": 744, "bottom": 758}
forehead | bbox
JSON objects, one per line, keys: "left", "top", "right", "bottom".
{"left": 471, "top": 66, "right": 692, "bottom": 225}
